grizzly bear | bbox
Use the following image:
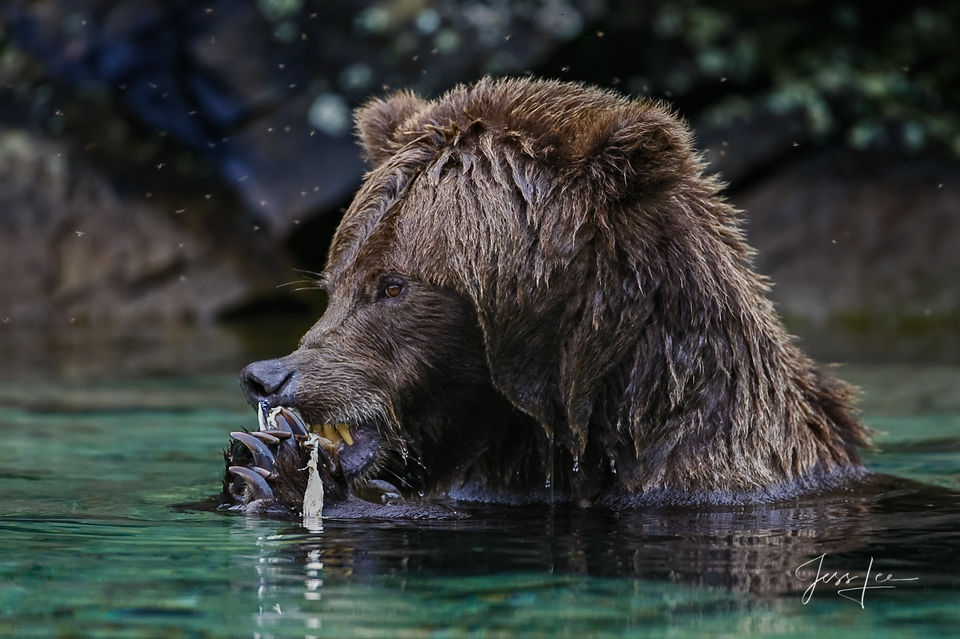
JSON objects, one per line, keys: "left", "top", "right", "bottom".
{"left": 222, "top": 77, "right": 870, "bottom": 515}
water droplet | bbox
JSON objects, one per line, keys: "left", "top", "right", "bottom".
{"left": 572, "top": 458, "right": 580, "bottom": 473}
{"left": 545, "top": 428, "right": 555, "bottom": 499}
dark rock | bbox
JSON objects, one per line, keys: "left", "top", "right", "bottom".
{"left": 742, "top": 150, "right": 960, "bottom": 329}
{"left": 0, "top": 128, "right": 295, "bottom": 326}
{"left": 697, "top": 108, "right": 809, "bottom": 186}
{"left": 1, "top": 0, "right": 601, "bottom": 238}
{"left": 3, "top": 2, "right": 955, "bottom": 343}
{"left": 221, "top": 97, "right": 366, "bottom": 238}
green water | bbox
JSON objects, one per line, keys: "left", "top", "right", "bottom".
{"left": 1, "top": 329, "right": 959, "bottom": 638}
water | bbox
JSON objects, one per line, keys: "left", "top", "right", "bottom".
{"left": 1, "top": 328, "right": 959, "bottom": 638}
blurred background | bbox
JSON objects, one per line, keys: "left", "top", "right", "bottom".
{"left": 0, "top": 0, "right": 957, "bottom": 378}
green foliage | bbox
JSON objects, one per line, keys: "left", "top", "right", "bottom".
{"left": 572, "top": 1, "right": 960, "bottom": 157}
{"left": 679, "top": 2, "right": 959, "bottom": 154}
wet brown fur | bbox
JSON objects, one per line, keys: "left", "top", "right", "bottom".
{"left": 286, "top": 77, "right": 869, "bottom": 505}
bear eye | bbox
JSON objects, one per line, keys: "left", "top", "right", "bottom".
{"left": 383, "top": 282, "right": 404, "bottom": 299}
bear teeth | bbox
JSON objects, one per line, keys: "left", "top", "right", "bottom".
{"left": 335, "top": 423, "right": 354, "bottom": 446}
{"left": 313, "top": 422, "right": 354, "bottom": 446}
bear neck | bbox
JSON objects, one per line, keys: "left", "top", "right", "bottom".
{"left": 580, "top": 204, "right": 868, "bottom": 502}
{"left": 484, "top": 185, "right": 871, "bottom": 503}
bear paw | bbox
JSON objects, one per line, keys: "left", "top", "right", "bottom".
{"left": 220, "top": 404, "right": 347, "bottom": 516}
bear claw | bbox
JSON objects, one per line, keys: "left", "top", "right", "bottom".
{"left": 248, "top": 431, "right": 280, "bottom": 445}
{"left": 261, "top": 429, "right": 292, "bottom": 440}
{"left": 230, "top": 431, "right": 277, "bottom": 472}
{"left": 222, "top": 406, "right": 347, "bottom": 516}
{"left": 228, "top": 466, "right": 275, "bottom": 501}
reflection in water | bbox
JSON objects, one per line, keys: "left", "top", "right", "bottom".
{"left": 2, "top": 341, "right": 959, "bottom": 637}
{"left": 232, "top": 476, "right": 959, "bottom": 637}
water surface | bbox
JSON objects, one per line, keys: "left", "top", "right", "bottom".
{"left": 1, "top": 328, "right": 958, "bottom": 638}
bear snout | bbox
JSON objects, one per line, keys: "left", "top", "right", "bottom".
{"left": 240, "top": 358, "right": 298, "bottom": 408}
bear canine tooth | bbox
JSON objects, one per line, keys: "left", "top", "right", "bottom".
{"left": 335, "top": 423, "right": 354, "bottom": 446}
{"left": 230, "top": 431, "right": 276, "bottom": 472}
{"left": 249, "top": 431, "right": 280, "bottom": 445}
{"left": 320, "top": 423, "right": 341, "bottom": 443}
{"left": 228, "top": 466, "right": 274, "bottom": 501}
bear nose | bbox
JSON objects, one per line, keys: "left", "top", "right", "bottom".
{"left": 240, "top": 359, "right": 297, "bottom": 407}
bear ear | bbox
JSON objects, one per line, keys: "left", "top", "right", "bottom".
{"left": 355, "top": 90, "right": 427, "bottom": 166}
{"left": 570, "top": 102, "right": 696, "bottom": 204}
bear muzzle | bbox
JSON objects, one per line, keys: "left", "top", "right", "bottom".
{"left": 240, "top": 358, "right": 298, "bottom": 408}
{"left": 240, "top": 358, "right": 384, "bottom": 481}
